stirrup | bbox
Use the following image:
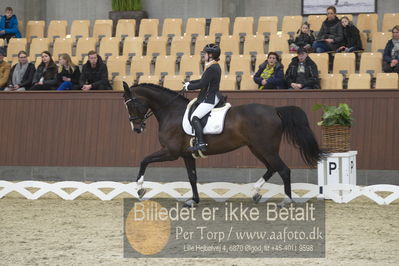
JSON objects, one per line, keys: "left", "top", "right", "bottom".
{"left": 188, "top": 143, "right": 208, "bottom": 152}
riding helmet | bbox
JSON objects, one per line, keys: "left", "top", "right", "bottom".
{"left": 203, "top": 43, "right": 221, "bottom": 60}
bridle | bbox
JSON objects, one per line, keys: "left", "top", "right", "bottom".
{"left": 124, "top": 87, "right": 186, "bottom": 131}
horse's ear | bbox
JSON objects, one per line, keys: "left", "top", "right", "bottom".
{"left": 123, "top": 82, "right": 130, "bottom": 93}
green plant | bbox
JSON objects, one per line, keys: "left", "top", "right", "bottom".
{"left": 312, "top": 103, "right": 353, "bottom": 126}
{"left": 112, "top": 0, "right": 142, "bottom": 11}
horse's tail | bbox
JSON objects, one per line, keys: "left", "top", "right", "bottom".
{"left": 276, "top": 106, "right": 327, "bottom": 167}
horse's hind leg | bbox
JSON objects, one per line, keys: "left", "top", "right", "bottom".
{"left": 183, "top": 156, "right": 199, "bottom": 207}
{"left": 263, "top": 154, "right": 293, "bottom": 207}
{"left": 248, "top": 147, "right": 276, "bottom": 202}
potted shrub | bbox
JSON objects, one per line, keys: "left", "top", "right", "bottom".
{"left": 109, "top": 0, "right": 147, "bottom": 36}
{"left": 312, "top": 103, "right": 353, "bottom": 153}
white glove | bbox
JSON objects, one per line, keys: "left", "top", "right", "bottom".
{"left": 183, "top": 82, "right": 190, "bottom": 91}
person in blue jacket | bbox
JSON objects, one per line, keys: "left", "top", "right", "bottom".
{"left": 383, "top": 25, "right": 399, "bottom": 74}
{"left": 0, "top": 7, "right": 22, "bottom": 43}
{"left": 253, "top": 52, "right": 286, "bottom": 89}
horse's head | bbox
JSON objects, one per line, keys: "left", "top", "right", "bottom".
{"left": 123, "top": 82, "right": 150, "bottom": 133}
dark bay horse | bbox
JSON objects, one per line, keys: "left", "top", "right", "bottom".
{"left": 123, "top": 83, "right": 325, "bottom": 206}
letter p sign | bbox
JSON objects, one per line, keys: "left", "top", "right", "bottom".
{"left": 329, "top": 162, "right": 337, "bottom": 175}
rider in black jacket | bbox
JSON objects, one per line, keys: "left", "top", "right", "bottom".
{"left": 285, "top": 48, "right": 320, "bottom": 90}
{"left": 183, "top": 43, "right": 223, "bottom": 152}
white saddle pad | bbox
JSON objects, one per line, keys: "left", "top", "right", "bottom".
{"left": 182, "top": 98, "right": 231, "bottom": 136}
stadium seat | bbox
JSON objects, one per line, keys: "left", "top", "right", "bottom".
{"left": 162, "top": 18, "right": 183, "bottom": 37}
{"left": 356, "top": 13, "right": 378, "bottom": 39}
{"left": 99, "top": 37, "right": 120, "bottom": 59}
{"left": 139, "top": 19, "right": 159, "bottom": 38}
{"left": 229, "top": 54, "right": 251, "bottom": 76}
{"left": 233, "top": 17, "right": 254, "bottom": 36}
{"left": 74, "top": 37, "right": 96, "bottom": 62}
{"left": 268, "top": 33, "right": 290, "bottom": 54}
{"left": 107, "top": 56, "right": 128, "bottom": 80}
{"left": 123, "top": 37, "right": 144, "bottom": 57}
{"left": 170, "top": 36, "right": 191, "bottom": 56}
{"left": 382, "top": 13, "right": 399, "bottom": 32}
{"left": 113, "top": 75, "right": 135, "bottom": 91}
{"left": 359, "top": 32, "right": 367, "bottom": 52}
{"left": 154, "top": 55, "right": 177, "bottom": 76}
{"left": 359, "top": 52, "right": 382, "bottom": 77}
{"left": 219, "top": 35, "right": 240, "bottom": 55}
{"left": 130, "top": 56, "right": 152, "bottom": 76}
{"left": 116, "top": 19, "right": 136, "bottom": 39}
{"left": 52, "top": 38, "right": 73, "bottom": 59}
{"left": 375, "top": 73, "right": 399, "bottom": 89}
{"left": 93, "top": 22, "right": 113, "bottom": 41}
{"left": 209, "top": 17, "right": 230, "bottom": 37}
{"left": 307, "top": 15, "right": 326, "bottom": 34}
{"left": 26, "top": 20, "right": 45, "bottom": 41}
{"left": 47, "top": 20, "right": 67, "bottom": 41}
{"left": 185, "top": 18, "right": 206, "bottom": 37}
{"left": 333, "top": 53, "right": 356, "bottom": 76}
{"left": 309, "top": 53, "right": 329, "bottom": 75}
{"left": 6, "top": 38, "right": 27, "bottom": 58}
{"left": 179, "top": 54, "right": 201, "bottom": 76}
{"left": 240, "top": 74, "right": 258, "bottom": 90}
{"left": 146, "top": 36, "right": 167, "bottom": 56}
{"left": 163, "top": 75, "right": 185, "bottom": 90}
{"left": 138, "top": 75, "right": 160, "bottom": 84}
{"left": 193, "top": 35, "right": 215, "bottom": 55}
{"left": 347, "top": 73, "right": 371, "bottom": 89}
{"left": 218, "top": 56, "right": 227, "bottom": 75}
{"left": 320, "top": 74, "right": 343, "bottom": 89}
{"left": 28, "top": 38, "right": 50, "bottom": 62}
{"left": 371, "top": 32, "right": 391, "bottom": 53}
{"left": 243, "top": 35, "right": 265, "bottom": 55}
{"left": 256, "top": 16, "right": 278, "bottom": 37}
{"left": 18, "top": 20, "right": 23, "bottom": 38}
{"left": 281, "top": 53, "right": 296, "bottom": 70}
{"left": 282, "top": 16, "right": 302, "bottom": 36}
{"left": 255, "top": 53, "right": 268, "bottom": 66}
{"left": 220, "top": 75, "right": 237, "bottom": 90}
{"left": 70, "top": 20, "right": 90, "bottom": 41}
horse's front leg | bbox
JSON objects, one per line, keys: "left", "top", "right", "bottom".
{"left": 136, "top": 148, "right": 178, "bottom": 198}
{"left": 183, "top": 156, "right": 199, "bottom": 207}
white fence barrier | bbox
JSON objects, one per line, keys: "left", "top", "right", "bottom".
{"left": 0, "top": 181, "right": 398, "bottom": 205}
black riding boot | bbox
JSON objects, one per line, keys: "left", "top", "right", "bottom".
{"left": 188, "top": 116, "right": 208, "bottom": 152}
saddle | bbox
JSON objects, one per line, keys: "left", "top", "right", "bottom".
{"left": 182, "top": 97, "right": 231, "bottom": 136}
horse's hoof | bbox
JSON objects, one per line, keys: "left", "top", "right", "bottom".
{"left": 252, "top": 193, "right": 262, "bottom": 203}
{"left": 183, "top": 199, "right": 197, "bottom": 208}
{"left": 137, "top": 188, "right": 146, "bottom": 199}
{"left": 277, "top": 198, "right": 294, "bottom": 208}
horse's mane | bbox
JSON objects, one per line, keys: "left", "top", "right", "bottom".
{"left": 133, "top": 83, "right": 189, "bottom": 103}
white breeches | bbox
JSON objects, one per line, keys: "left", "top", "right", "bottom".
{"left": 190, "top": 95, "right": 220, "bottom": 120}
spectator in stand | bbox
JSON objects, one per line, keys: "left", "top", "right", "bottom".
{"left": 383, "top": 25, "right": 399, "bottom": 74}
{"left": 288, "top": 22, "right": 315, "bottom": 53}
{"left": 4, "top": 51, "right": 35, "bottom": 91}
{"left": 0, "top": 7, "right": 21, "bottom": 43}
{"left": 30, "top": 51, "right": 58, "bottom": 90}
{"left": 312, "top": 6, "right": 343, "bottom": 53}
{"left": 285, "top": 47, "right": 320, "bottom": 90}
{"left": 336, "top": 16, "right": 363, "bottom": 52}
{"left": 253, "top": 52, "right": 286, "bottom": 90}
{"left": 79, "top": 50, "right": 111, "bottom": 90}
{"left": 0, "top": 47, "right": 11, "bottom": 89}
{"left": 57, "top": 53, "right": 81, "bottom": 90}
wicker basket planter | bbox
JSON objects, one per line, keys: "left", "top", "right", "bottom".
{"left": 321, "top": 125, "right": 351, "bottom": 152}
